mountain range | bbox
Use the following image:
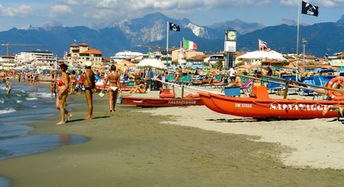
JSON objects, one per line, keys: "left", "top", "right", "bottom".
{"left": 0, "top": 12, "right": 343, "bottom": 57}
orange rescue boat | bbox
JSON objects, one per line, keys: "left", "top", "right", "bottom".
{"left": 122, "top": 89, "right": 203, "bottom": 107}
{"left": 199, "top": 86, "right": 343, "bottom": 119}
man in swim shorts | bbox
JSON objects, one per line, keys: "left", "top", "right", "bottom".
{"left": 82, "top": 61, "right": 95, "bottom": 120}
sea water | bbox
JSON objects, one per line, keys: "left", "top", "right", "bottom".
{"left": 0, "top": 82, "right": 88, "bottom": 187}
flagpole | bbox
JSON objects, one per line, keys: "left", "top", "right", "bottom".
{"left": 181, "top": 37, "right": 183, "bottom": 49}
{"left": 296, "top": 0, "right": 301, "bottom": 81}
{"left": 296, "top": 0, "right": 301, "bottom": 55}
{"left": 166, "top": 22, "right": 169, "bottom": 68}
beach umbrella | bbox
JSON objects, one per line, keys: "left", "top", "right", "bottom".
{"left": 137, "top": 58, "right": 166, "bottom": 69}
{"left": 236, "top": 50, "right": 286, "bottom": 61}
{"left": 117, "top": 60, "right": 136, "bottom": 68}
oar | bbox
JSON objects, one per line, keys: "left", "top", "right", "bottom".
{"left": 238, "top": 74, "right": 344, "bottom": 95}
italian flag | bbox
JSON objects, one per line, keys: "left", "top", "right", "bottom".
{"left": 183, "top": 39, "right": 198, "bottom": 50}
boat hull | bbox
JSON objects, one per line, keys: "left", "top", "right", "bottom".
{"left": 198, "top": 92, "right": 229, "bottom": 114}
{"left": 208, "top": 93, "right": 343, "bottom": 119}
{"left": 122, "top": 96, "right": 204, "bottom": 107}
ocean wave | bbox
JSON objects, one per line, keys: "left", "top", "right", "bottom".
{"left": 25, "top": 97, "right": 38, "bottom": 101}
{"left": 16, "top": 100, "right": 22, "bottom": 103}
{"left": 28, "top": 92, "right": 52, "bottom": 99}
{"left": 36, "top": 92, "right": 53, "bottom": 98}
{"left": 0, "top": 108, "right": 16, "bottom": 115}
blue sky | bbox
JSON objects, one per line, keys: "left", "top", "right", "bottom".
{"left": 0, "top": 0, "right": 343, "bottom": 31}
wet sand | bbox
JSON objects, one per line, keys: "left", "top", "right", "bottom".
{"left": 0, "top": 91, "right": 344, "bottom": 186}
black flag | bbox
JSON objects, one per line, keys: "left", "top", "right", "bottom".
{"left": 169, "top": 22, "right": 180, "bottom": 32}
{"left": 302, "top": 1, "right": 319, "bottom": 17}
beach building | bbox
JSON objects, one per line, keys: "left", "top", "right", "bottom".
{"left": 171, "top": 49, "right": 204, "bottom": 66}
{"left": 0, "top": 55, "right": 15, "bottom": 70}
{"left": 205, "top": 54, "right": 225, "bottom": 66}
{"left": 303, "top": 54, "right": 317, "bottom": 62}
{"left": 15, "top": 50, "right": 57, "bottom": 70}
{"left": 185, "top": 54, "right": 209, "bottom": 65}
{"left": 65, "top": 43, "right": 102, "bottom": 68}
{"left": 110, "top": 51, "right": 144, "bottom": 63}
{"left": 329, "top": 52, "right": 344, "bottom": 71}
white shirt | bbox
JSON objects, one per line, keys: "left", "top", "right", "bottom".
{"left": 228, "top": 68, "right": 236, "bottom": 77}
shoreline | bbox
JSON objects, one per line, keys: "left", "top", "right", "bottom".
{"left": 0, "top": 90, "right": 344, "bottom": 186}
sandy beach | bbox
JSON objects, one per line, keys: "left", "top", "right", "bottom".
{"left": 0, "top": 89, "right": 344, "bottom": 186}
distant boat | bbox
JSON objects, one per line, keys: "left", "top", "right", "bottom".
{"left": 121, "top": 96, "right": 203, "bottom": 107}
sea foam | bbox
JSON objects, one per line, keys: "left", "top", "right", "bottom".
{"left": 25, "top": 97, "right": 38, "bottom": 101}
{"left": 0, "top": 108, "right": 16, "bottom": 115}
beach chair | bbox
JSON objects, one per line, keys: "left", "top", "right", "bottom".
{"left": 224, "top": 87, "right": 241, "bottom": 97}
{"left": 241, "top": 79, "right": 253, "bottom": 95}
{"left": 166, "top": 74, "right": 175, "bottom": 82}
{"left": 179, "top": 75, "right": 192, "bottom": 85}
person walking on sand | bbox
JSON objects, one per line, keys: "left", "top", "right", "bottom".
{"left": 56, "top": 63, "right": 72, "bottom": 125}
{"left": 102, "top": 65, "right": 120, "bottom": 112}
{"left": 70, "top": 70, "right": 77, "bottom": 95}
{"left": 82, "top": 61, "right": 95, "bottom": 120}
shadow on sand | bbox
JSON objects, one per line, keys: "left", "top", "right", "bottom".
{"left": 67, "top": 116, "right": 110, "bottom": 123}
{"left": 206, "top": 117, "right": 341, "bottom": 124}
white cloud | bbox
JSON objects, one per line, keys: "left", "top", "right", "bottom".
{"left": 42, "top": 0, "right": 344, "bottom": 24}
{"left": 0, "top": 4, "right": 32, "bottom": 17}
{"left": 49, "top": 4, "right": 72, "bottom": 17}
{"left": 62, "top": 0, "right": 274, "bottom": 20}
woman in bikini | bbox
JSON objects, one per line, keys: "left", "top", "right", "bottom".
{"left": 102, "top": 65, "right": 120, "bottom": 112}
{"left": 56, "top": 63, "right": 72, "bottom": 125}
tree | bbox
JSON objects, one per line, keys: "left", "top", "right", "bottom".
{"left": 213, "top": 61, "right": 223, "bottom": 70}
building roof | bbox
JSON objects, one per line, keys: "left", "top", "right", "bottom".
{"left": 70, "top": 43, "right": 78, "bottom": 47}
{"left": 22, "top": 50, "right": 53, "bottom": 54}
{"left": 316, "top": 58, "right": 328, "bottom": 62}
{"left": 338, "top": 52, "right": 344, "bottom": 58}
{"left": 81, "top": 48, "right": 102, "bottom": 55}
{"left": 305, "top": 54, "right": 316, "bottom": 59}
{"left": 80, "top": 43, "right": 89, "bottom": 47}
{"left": 187, "top": 54, "right": 210, "bottom": 60}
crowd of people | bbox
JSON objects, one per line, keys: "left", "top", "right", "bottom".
{"left": 1, "top": 63, "right": 278, "bottom": 125}
{"left": 53, "top": 63, "right": 121, "bottom": 125}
